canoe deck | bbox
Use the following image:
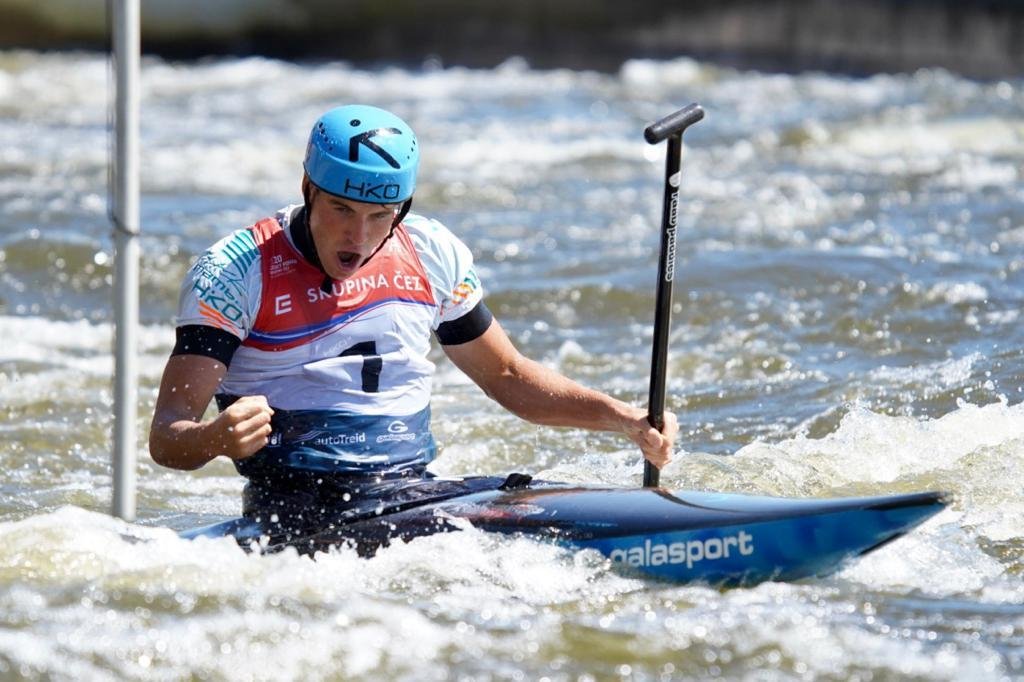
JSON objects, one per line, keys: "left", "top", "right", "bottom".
{"left": 181, "top": 477, "right": 948, "bottom": 586}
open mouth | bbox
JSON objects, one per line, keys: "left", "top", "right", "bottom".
{"left": 337, "top": 251, "right": 362, "bottom": 269}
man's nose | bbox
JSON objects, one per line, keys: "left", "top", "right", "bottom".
{"left": 348, "top": 217, "right": 372, "bottom": 245}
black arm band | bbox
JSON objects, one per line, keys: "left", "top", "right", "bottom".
{"left": 171, "top": 324, "right": 242, "bottom": 367}
{"left": 436, "top": 301, "right": 494, "bottom": 346}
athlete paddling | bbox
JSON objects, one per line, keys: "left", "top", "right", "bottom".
{"left": 149, "top": 104, "right": 678, "bottom": 521}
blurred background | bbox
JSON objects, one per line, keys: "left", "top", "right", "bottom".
{"left": 2, "top": 0, "right": 1023, "bottom": 77}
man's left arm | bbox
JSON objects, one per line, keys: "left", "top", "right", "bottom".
{"left": 442, "top": 319, "right": 677, "bottom": 468}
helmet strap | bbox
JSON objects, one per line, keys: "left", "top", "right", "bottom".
{"left": 297, "top": 183, "right": 334, "bottom": 293}
{"left": 356, "top": 197, "right": 413, "bottom": 270}
{"left": 393, "top": 198, "right": 413, "bottom": 228}
{"left": 292, "top": 200, "right": 328, "bottom": 273}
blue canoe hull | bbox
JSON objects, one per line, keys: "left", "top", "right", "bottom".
{"left": 181, "top": 480, "right": 947, "bottom": 586}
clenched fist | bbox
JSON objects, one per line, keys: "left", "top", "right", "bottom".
{"left": 212, "top": 395, "right": 275, "bottom": 461}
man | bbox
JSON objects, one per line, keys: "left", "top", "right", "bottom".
{"left": 150, "top": 104, "right": 677, "bottom": 521}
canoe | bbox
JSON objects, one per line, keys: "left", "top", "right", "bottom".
{"left": 181, "top": 476, "right": 947, "bottom": 586}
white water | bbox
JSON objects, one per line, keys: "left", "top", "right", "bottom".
{"left": 2, "top": 52, "right": 1023, "bottom": 679}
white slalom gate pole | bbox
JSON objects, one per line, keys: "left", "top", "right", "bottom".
{"left": 112, "top": 0, "right": 140, "bottom": 520}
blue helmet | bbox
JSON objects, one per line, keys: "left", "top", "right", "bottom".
{"left": 303, "top": 105, "right": 419, "bottom": 204}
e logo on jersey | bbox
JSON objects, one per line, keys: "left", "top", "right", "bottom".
{"left": 274, "top": 294, "right": 292, "bottom": 316}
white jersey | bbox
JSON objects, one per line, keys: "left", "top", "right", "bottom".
{"left": 175, "top": 205, "right": 485, "bottom": 476}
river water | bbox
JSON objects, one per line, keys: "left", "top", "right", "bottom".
{"left": 1, "top": 51, "right": 1022, "bottom": 680}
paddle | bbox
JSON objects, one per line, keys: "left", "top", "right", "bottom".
{"left": 642, "top": 103, "right": 705, "bottom": 488}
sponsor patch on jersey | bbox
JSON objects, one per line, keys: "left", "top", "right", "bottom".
{"left": 268, "top": 252, "right": 300, "bottom": 278}
{"left": 188, "top": 230, "right": 258, "bottom": 334}
{"left": 451, "top": 269, "right": 481, "bottom": 305}
{"left": 377, "top": 419, "right": 416, "bottom": 443}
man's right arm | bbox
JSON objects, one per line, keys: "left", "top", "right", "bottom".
{"left": 148, "top": 354, "right": 274, "bottom": 470}
{"left": 155, "top": 223, "right": 267, "bottom": 470}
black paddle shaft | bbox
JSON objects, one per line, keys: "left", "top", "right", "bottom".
{"left": 643, "top": 104, "right": 704, "bottom": 488}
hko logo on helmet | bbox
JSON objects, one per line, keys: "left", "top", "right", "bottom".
{"left": 342, "top": 178, "right": 402, "bottom": 201}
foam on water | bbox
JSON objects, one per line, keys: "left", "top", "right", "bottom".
{"left": 866, "top": 353, "right": 980, "bottom": 396}
{"left": 3, "top": 51, "right": 1024, "bottom": 678}
{"left": 837, "top": 117, "right": 1024, "bottom": 160}
{"left": 2, "top": 399, "right": 1023, "bottom": 679}
{"left": 0, "top": 317, "right": 171, "bottom": 414}
{"left": 673, "top": 398, "right": 1024, "bottom": 492}
{"left": 0, "top": 505, "right": 646, "bottom": 680}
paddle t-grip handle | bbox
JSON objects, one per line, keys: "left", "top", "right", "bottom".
{"left": 644, "top": 104, "right": 705, "bottom": 144}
